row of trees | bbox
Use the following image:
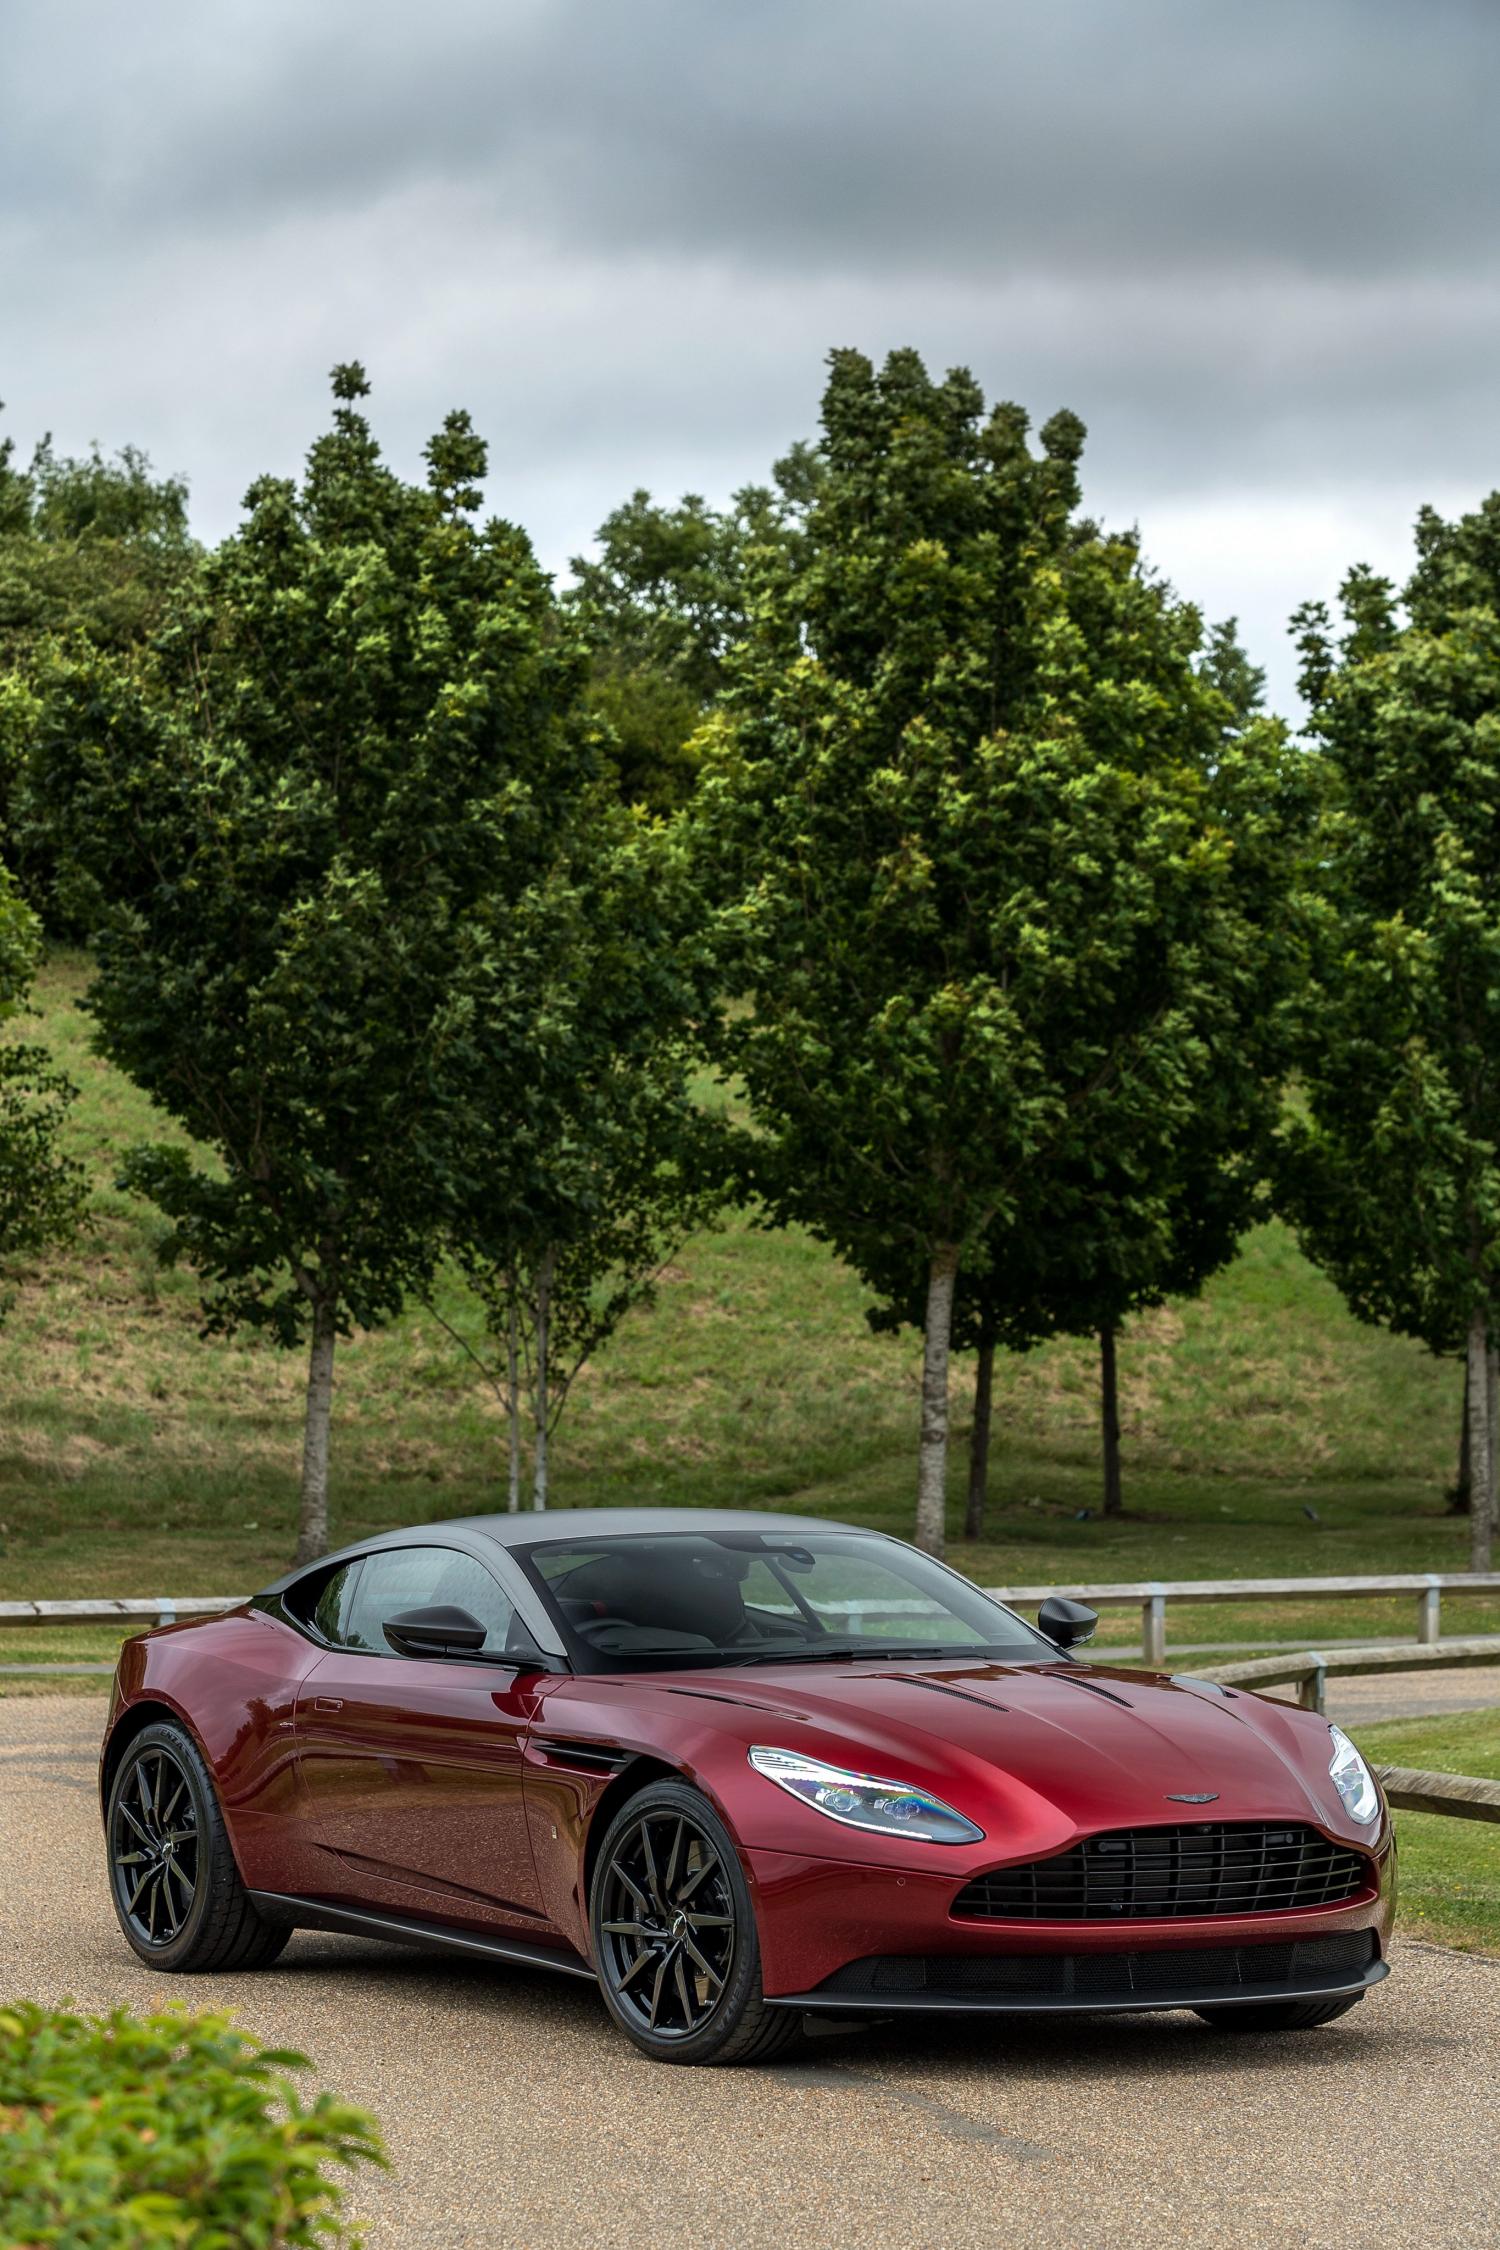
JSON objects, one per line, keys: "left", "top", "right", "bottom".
{"left": 1, "top": 355, "right": 1498, "bottom": 1569}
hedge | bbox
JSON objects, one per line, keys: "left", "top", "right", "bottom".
{"left": 0, "top": 2002, "right": 385, "bottom": 2247}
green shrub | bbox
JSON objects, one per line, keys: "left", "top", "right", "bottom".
{"left": 0, "top": 2001, "right": 385, "bottom": 2246}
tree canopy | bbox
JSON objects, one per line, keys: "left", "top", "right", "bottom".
{"left": 0, "top": 416, "right": 199, "bottom": 918}
{"left": 1280, "top": 494, "right": 1500, "bottom": 1564}
{"left": 564, "top": 462, "right": 810, "bottom": 811}
{"left": 696, "top": 347, "right": 1308, "bottom": 1554}
{"left": 0, "top": 872, "right": 85, "bottom": 1284}
{"left": 28, "top": 365, "right": 597, "bottom": 1560}
{"left": 439, "top": 809, "right": 725, "bottom": 1510}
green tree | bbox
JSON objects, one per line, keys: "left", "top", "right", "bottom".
{"left": 565, "top": 462, "right": 811, "bottom": 810}
{"left": 27, "top": 365, "right": 595, "bottom": 1563}
{"left": 0, "top": 413, "right": 198, "bottom": 917}
{"left": 0, "top": 871, "right": 85, "bottom": 1291}
{"left": 0, "top": 415, "right": 194, "bottom": 665}
{"left": 1280, "top": 494, "right": 1500, "bottom": 1568}
{"left": 869, "top": 1072, "right": 1289, "bottom": 1535}
{"left": 429, "top": 817, "right": 724, "bottom": 1509}
{"left": 1197, "top": 613, "right": 1266, "bottom": 732}
{"left": 697, "top": 347, "right": 1306, "bottom": 1556}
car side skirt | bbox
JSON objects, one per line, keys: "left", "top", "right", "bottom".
{"left": 766, "top": 1957, "right": 1389, "bottom": 2014}
{"left": 246, "top": 1891, "right": 597, "bottom": 1981}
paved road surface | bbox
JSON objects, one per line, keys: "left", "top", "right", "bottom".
{"left": 4, "top": 1697, "right": 1498, "bottom": 2250}
{"left": 1323, "top": 1666, "right": 1500, "bottom": 1726}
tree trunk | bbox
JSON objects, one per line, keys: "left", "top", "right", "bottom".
{"left": 506, "top": 1288, "right": 521, "bottom": 1514}
{"left": 965, "top": 1331, "right": 995, "bottom": 1540}
{"left": 296, "top": 1298, "right": 338, "bottom": 1567}
{"left": 916, "top": 1243, "right": 960, "bottom": 1558}
{"left": 1100, "top": 1324, "right": 1123, "bottom": 1517}
{"left": 1467, "top": 1312, "right": 1492, "bottom": 1573}
{"left": 533, "top": 1247, "right": 555, "bottom": 1512}
{"left": 1452, "top": 1354, "right": 1472, "bottom": 1514}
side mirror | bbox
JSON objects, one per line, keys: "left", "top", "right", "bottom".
{"left": 383, "top": 1604, "right": 489, "bottom": 1658}
{"left": 1038, "top": 1595, "right": 1098, "bottom": 1650}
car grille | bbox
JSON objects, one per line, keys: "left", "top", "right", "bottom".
{"left": 817, "top": 1930, "right": 1376, "bottom": 2001}
{"left": 952, "top": 1823, "right": 1370, "bottom": 1922}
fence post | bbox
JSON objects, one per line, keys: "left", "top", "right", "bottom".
{"left": 1297, "top": 1654, "right": 1328, "bottom": 1716}
{"left": 1142, "top": 1586, "right": 1168, "bottom": 1669}
{"left": 155, "top": 1599, "right": 177, "bottom": 1628}
{"left": 1417, "top": 1576, "right": 1442, "bottom": 1645}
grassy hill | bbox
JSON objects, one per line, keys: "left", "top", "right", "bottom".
{"left": 1, "top": 953, "right": 1492, "bottom": 1652}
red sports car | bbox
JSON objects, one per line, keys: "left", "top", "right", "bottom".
{"left": 100, "top": 1509, "right": 1394, "bottom": 2064}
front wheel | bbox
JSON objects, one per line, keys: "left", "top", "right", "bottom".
{"left": 590, "top": 1779, "right": 800, "bottom": 2065}
{"left": 106, "top": 1720, "right": 290, "bottom": 1973}
{"left": 1194, "top": 1994, "right": 1366, "bottom": 2032}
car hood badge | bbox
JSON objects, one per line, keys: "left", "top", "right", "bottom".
{"left": 1165, "top": 1791, "right": 1219, "bottom": 1803}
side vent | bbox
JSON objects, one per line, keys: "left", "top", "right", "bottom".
{"left": 530, "top": 1738, "right": 632, "bottom": 1778}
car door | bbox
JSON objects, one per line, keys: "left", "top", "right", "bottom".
{"left": 291, "top": 1544, "right": 547, "bottom": 1925}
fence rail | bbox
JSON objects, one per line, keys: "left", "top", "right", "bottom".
{"left": 1197, "top": 1635, "right": 1500, "bottom": 1715}
{"left": 8, "top": 1572, "right": 1500, "bottom": 1669}
{"left": 982, "top": 1573, "right": 1500, "bottom": 1668}
{"left": 0, "top": 1599, "right": 241, "bottom": 1631}
{"left": 1373, "top": 1765, "right": 1500, "bottom": 1823}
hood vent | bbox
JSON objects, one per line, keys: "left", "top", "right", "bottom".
{"left": 891, "top": 1675, "right": 1011, "bottom": 1714}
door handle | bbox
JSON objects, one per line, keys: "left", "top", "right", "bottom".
{"left": 313, "top": 1696, "right": 343, "bottom": 1713}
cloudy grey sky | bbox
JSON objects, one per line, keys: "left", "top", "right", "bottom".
{"left": 5, "top": 0, "right": 1497, "bottom": 707}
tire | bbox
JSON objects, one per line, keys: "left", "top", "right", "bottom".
{"left": 105, "top": 1720, "right": 290, "bottom": 1974}
{"left": 1194, "top": 1994, "right": 1366, "bottom": 2032}
{"left": 589, "top": 1778, "right": 801, "bottom": 2065}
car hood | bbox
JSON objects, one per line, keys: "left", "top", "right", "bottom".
{"left": 638, "top": 1657, "right": 1364, "bottom": 1856}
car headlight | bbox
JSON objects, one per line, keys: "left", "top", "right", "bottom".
{"left": 1328, "top": 1725, "right": 1380, "bottom": 1824}
{"left": 748, "top": 1745, "right": 984, "bottom": 1844}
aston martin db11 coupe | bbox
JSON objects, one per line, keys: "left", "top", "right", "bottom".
{"left": 100, "top": 1509, "right": 1394, "bottom": 2063}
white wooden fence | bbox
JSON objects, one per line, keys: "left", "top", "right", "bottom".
{"left": 8, "top": 1572, "right": 1500, "bottom": 1669}
{"left": 981, "top": 1573, "right": 1500, "bottom": 1667}
{"left": 1199, "top": 1635, "right": 1500, "bottom": 1715}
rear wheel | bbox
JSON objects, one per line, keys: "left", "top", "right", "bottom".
{"left": 106, "top": 1721, "right": 290, "bottom": 1973}
{"left": 1194, "top": 1994, "right": 1365, "bottom": 2031}
{"left": 590, "top": 1779, "right": 800, "bottom": 2065}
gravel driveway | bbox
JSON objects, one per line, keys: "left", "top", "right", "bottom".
{"left": 4, "top": 1697, "right": 1497, "bottom": 2250}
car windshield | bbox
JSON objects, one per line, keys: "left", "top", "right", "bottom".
{"left": 514, "top": 1528, "right": 1053, "bottom": 1673}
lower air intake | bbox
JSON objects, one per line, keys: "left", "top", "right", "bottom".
{"left": 818, "top": 1929, "right": 1377, "bottom": 2000}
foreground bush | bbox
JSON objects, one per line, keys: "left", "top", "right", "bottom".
{"left": 0, "top": 2002, "right": 384, "bottom": 2246}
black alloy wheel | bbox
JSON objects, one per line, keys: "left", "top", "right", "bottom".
{"left": 590, "top": 1779, "right": 800, "bottom": 2065}
{"left": 110, "top": 1738, "right": 199, "bottom": 1948}
{"left": 105, "top": 1721, "right": 290, "bottom": 1974}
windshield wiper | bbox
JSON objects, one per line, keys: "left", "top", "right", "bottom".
{"left": 725, "top": 1643, "right": 965, "bottom": 1667}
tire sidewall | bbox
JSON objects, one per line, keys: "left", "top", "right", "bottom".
{"left": 106, "top": 1720, "right": 218, "bottom": 1970}
{"left": 590, "top": 1778, "right": 767, "bottom": 2063}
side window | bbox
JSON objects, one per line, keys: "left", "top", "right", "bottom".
{"left": 340, "top": 1546, "right": 516, "bottom": 1658}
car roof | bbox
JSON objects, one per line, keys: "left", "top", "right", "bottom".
{"left": 257, "top": 1507, "right": 876, "bottom": 1597}
{"left": 440, "top": 1507, "right": 868, "bottom": 1549}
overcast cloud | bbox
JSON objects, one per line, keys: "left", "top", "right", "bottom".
{"left": 4, "top": 0, "right": 1497, "bottom": 706}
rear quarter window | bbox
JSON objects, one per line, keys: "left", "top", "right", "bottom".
{"left": 282, "top": 1560, "right": 363, "bottom": 1644}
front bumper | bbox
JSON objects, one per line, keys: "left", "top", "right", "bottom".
{"left": 746, "top": 1834, "right": 1396, "bottom": 2010}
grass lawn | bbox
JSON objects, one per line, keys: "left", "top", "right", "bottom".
{"left": 1351, "top": 1710, "right": 1500, "bottom": 1955}
{"left": 0, "top": 953, "right": 1493, "bottom": 1665}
